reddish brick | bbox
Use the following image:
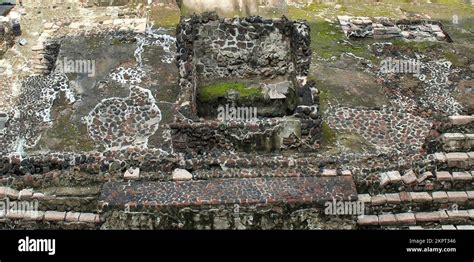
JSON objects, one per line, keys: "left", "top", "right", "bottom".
{"left": 401, "top": 170, "right": 417, "bottom": 185}
{"left": 387, "top": 171, "right": 402, "bottom": 183}
{"left": 410, "top": 192, "right": 432, "bottom": 203}
{"left": 358, "top": 194, "right": 371, "bottom": 203}
{"left": 341, "top": 170, "right": 352, "bottom": 176}
{"left": 378, "top": 214, "right": 397, "bottom": 225}
{"left": 432, "top": 191, "right": 449, "bottom": 203}
{"left": 357, "top": 215, "right": 379, "bottom": 226}
{"left": 6, "top": 211, "right": 26, "bottom": 220}
{"left": 79, "top": 213, "right": 100, "bottom": 223}
{"left": 467, "top": 191, "right": 474, "bottom": 200}
{"left": 65, "top": 212, "right": 80, "bottom": 222}
{"left": 395, "top": 213, "right": 416, "bottom": 225}
{"left": 415, "top": 211, "right": 446, "bottom": 222}
{"left": 448, "top": 115, "right": 474, "bottom": 125}
{"left": 371, "top": 195, "right": 387, "bottom": 206}
{"left": 452, "top": 172, "right": 472, "bottom": 181}
{"left": 321, "top": 169, "right": 337, "bottom": 177}
{"left": 468, "top": 210, "right": 474, "bottom": 220}
{"left": 44, "top": 211, "right": 66, "bottom": 222}
{"left": 385, "top": 193, "right": 401, "bottom": 204}
{"left": 446, "top": 210, "right": 471, "bottom": 220}
{"left": 447, "top": 191, "right": 468, "bottom": 202}
{"left": 446, "top": 153, "right": 469, "bottom": 168}
{"left": 399, "top": 191, "right": 412, "bottom": 202}
{"left": 18, "top": 189, "right": 33, "bottom": 200}
{"left": 436, "top": 171, "right": 452, "bottom": 181}
{"left": 25, "top": 211, "right": 44, "bottom": 221}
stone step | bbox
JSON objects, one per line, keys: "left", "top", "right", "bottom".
{"left": 357, "top": 209, "right": 474, "bottom": 227}
{"left": 430, "top": 151, "right": 474, "bottom": 169}
{"left": 193, "top": 168, "right": 352, "bottom": 180}
{"left": 439, "top": 133, "right": 474, "bottom": 152}
{"left": 406, "top": 225, "right": 474, "bottom": 230}
{"left": 449, "top": 115, "right": 474, "bottom": 126}
{"left": 98, "top": 176, "right": 357, "bottom": 210}
{"left": 0, "top": 186, "right": 100, "bottom": 212}
{"left": 359, "top": 191, "right": 474, "bottom": 213}
{"left": 377, "top": 170, "right": 473, "bottom": 192}
{"left": 0, "top": 210, "right": 101, "bottom": 224}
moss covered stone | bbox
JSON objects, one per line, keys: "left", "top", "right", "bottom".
{"left": 198, "top": 82, "right": 263, "bottom": 103}
{"left": 321, "top": 121, "right": 336, "bottom": 145}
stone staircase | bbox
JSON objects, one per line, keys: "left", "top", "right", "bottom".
{"left": 97, "top": 173, "right": 357, "bottom": 229}
{"left": 357, "top": 118, "right": 474, "bottom": 229}
{"left": 30, "top": 38, "right": 60, "bottom": 75}
{"left": 0, "top": 186, "right": 101, "bottom": 229}
{"left": 358, "top": 211, "right": 474, "bottom": 229}
{"left": 0, "top": 151, "right": 358, "bottom": 229}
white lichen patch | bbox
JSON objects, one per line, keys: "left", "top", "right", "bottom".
{"left": 0, "top": 74, "right": 76, "bottom": 154}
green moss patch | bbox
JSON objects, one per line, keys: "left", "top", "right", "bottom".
{"left": 46, "top": 111, "right": 95, "bottom": 152}
{"left": 321, "top": 121, "right": 336, "bottom": 146}
{"left": 198, "top": 82, "right": 263, "bottom": 102}
{"left": 151, "top": 7, "right": 181, "bottom": 28}
{"left": 304, "top": 20, "right": 373, "bottom": 60}
{"left": 392, "top": 39, "right": 441, "bottom": 52}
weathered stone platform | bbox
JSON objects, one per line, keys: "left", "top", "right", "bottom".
{"left": 99, "top": 176, "right": 357, "bottom": 209}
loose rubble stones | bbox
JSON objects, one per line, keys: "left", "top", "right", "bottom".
{"left": 338, "top": 16, "right": 451, "bottom": 42}
{"left": 172, "top": 168, "right": 193, "bottom": 181}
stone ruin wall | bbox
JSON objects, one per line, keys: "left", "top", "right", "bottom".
{"left": 192, "top": 13, "right": 312, "bottom": 81}
{"left": 175, "top": 12, "right": 312, "bottom": 115}
{"left": 172, "top": 12, "right": 318, "bottom": 153}
{"left": 193, "top": 16, "right": 293, "bottom": 81}
{"left": 99, "top": 204, "right": 355, "bottom": 230}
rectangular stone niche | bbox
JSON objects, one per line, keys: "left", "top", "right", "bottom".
{"left": 172, "top": 12, "right": 322, "bottom": 152}
{"left": 175, "top": 12, "right": 313, "bottom": 119}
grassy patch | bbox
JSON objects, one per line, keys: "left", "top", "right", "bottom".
{"left": 386, "top": 0, "right": 474, "bottom": 21}
{"left": 46, "top": 111, "right": 95, "bottom": 152}
{"left": 111, "top": 38, "right": 123, "bottom": 46}
{"left": 392, "top": 39, "right": 441, "bottom": 52}
{"left": 304, "top": 20, "right": 372, "bottom": 60}
{"left": 314, "top": 79, "right": 334, "bottom": 113}
{"left": 321, "top": 121, "right": 336, "bottom": 145}
{"left": 151, "top": 7, "right": 181, "bottom": 28}
{"left": 198, "top": 82, "right": 263, "bottom": 102}
{"left": 443, "top": 49, "right": 466, "bottom": 67}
